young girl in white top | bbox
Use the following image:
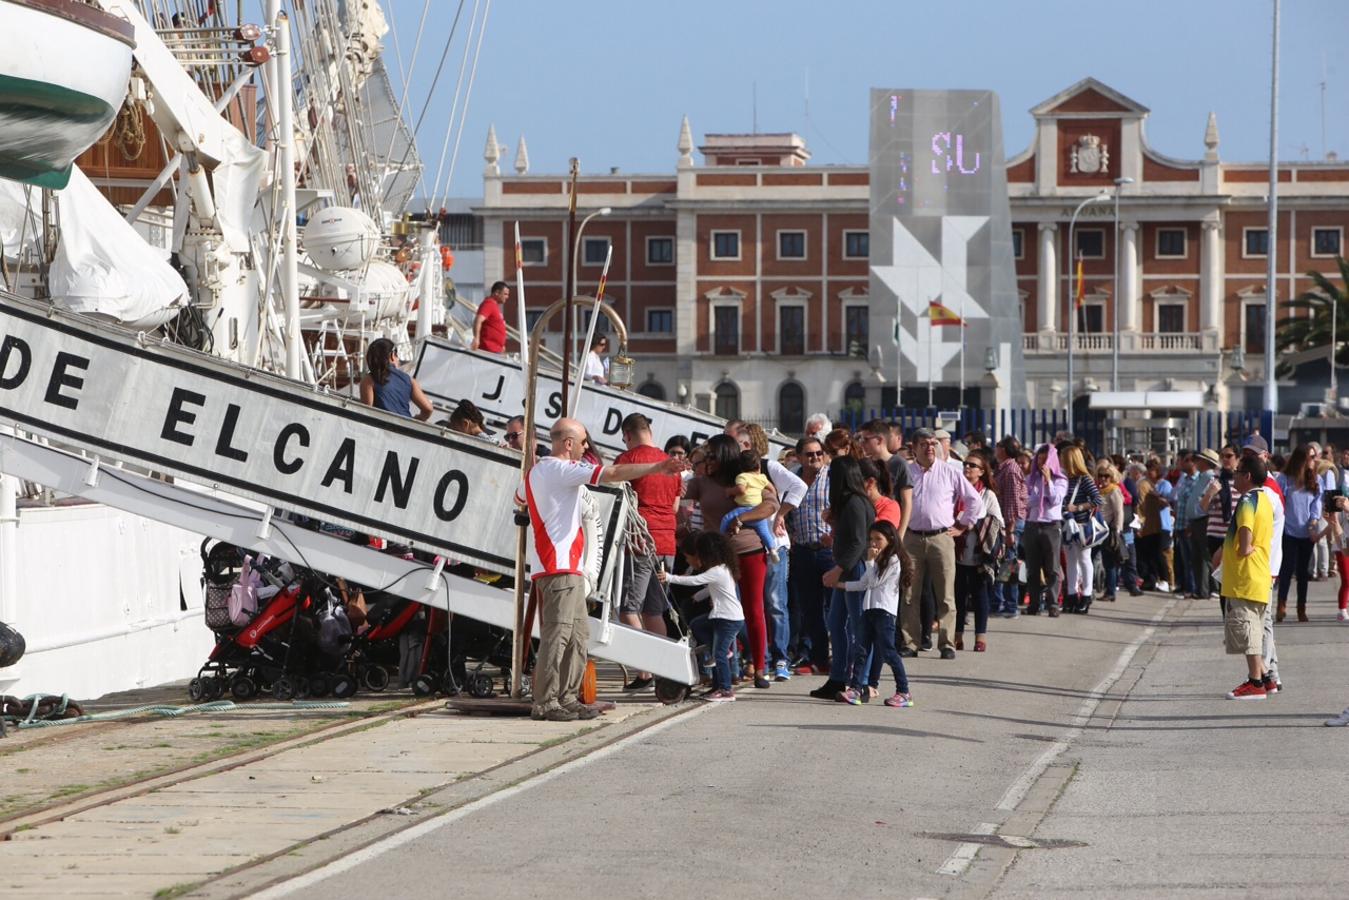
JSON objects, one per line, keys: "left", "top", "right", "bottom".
{"left": 660, "top": 531, "right": 743, "bottom": 702}
{"left": 839, "top": 521, "right": 914, "bottom": 708}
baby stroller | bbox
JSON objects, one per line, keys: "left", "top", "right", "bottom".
{"left": 194, "top": 540, "right": 356, "bottom": 701}
{"left": 347, "top": 593, "right": 449, "bottom": 695}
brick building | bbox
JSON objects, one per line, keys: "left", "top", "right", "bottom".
{"left": 477, "top": 78, "right": 1349, "bottom": 431}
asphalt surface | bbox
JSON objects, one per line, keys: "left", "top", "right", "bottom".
{"left": 268, "top": 583, "right": 1349, "bottom": 900}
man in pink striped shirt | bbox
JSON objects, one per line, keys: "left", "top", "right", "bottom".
{"left": 900, "top": 428, "right": 982, "bottom": 658}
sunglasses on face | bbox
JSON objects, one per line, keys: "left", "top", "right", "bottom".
{"left": 803, "top": 451, "right": 825, "bottom": 459}
{"left": 506, "top": 431, "right": 524, "bottom": 441}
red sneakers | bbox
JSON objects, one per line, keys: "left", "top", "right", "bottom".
{"left": 1226, "top": 680, "right": 1268, "bottom": 700}
{"left": 1262, "top": 676, "right": 1281, "bottom": 695}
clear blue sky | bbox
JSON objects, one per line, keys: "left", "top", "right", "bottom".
{"left": 376, "top": 0, "right": 1347, "bottom": 201}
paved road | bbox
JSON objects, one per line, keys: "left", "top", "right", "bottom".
{"left": 268, "top": 583, "right": 1349, "bottom": 899}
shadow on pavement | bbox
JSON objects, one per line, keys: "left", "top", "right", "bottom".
{"left": 749, "top": 722, "right": 984, "bottom": 743}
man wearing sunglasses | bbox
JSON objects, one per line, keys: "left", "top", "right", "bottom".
{"left": 788, "top": 437, "right": 833, "bottom": 681}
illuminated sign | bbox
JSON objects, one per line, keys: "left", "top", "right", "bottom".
{"left": 868, "top": 89, "right": 1025, "bottom": 407}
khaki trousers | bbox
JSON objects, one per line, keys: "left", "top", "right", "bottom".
{"left": 901, "top": 531, "right": 957, "bottom": 651}
{"left": 532, "top": 573, "right": 589, "bottom": 713}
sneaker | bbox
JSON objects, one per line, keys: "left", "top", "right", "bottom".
{"left": 563, "top": 703, "right": 600, "bottom": 720}
{"left": 940, "top": 647, "right": 956, "bottom": 660}
{"left": 795, "top": 664, "right": 815, "bottom": 676}
{"left": 839, "top": 688, "right": 862, "bottom": 705}
{"left": 1326, "top": 707, "right": 1349, "bottom": 727}
{"left": 623, "top": 676, "right": 654, "bottom": 693}
{"left": 898, "top": 648, "right": 918, "bottom": 658}
{"left": 753, "top": 675, "right": 771, "bottom": 689}
{"left": 705, "top": 689, "right": 736, "bottom": 703}
{"left": 1000, "top": 609, "right": 1018, "bottom": 618}
{"left": 1155, "top": 580, "right": 1170, "bottom": 593}
{"left": 1226, "top": 680, "right": 1268, "bottom": 700}
{"left": 1262, "top": 676, "right": 1281, "bottom": 695}
{"left": 1339, "top": 609, "right": 1349, "bottom": 623}
{"left": 921, "top": 635, "right": 934, "bottom": 651}
{"left": 542, "top": 706, "right": 580, "bottom": 721}
{"left": 884, "top": 692, "right": 914, "bottom": 708}
{"left": 773, "top": 661, "right": 792, "bottom": 681}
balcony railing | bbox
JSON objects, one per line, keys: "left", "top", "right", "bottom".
{"left": 1022, "top": 332, "right": 1209, "bottom": 353}
{"left": 1137, "top": 333, "right": 1202, "bottom": 351}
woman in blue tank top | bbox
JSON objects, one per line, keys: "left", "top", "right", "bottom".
{"left": 359, "top": 338, "right": 434, "bottom": 420}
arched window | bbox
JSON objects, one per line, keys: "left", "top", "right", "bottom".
{"left": 843, "top": 381, "right": 866, "bottom": 422}
{"left": 638, "top": 380, "right": 666, "bottom": 401}
{"left": 714, "top": 381, "right": 740, "bottom": 421}
{"left": 778, "top": 382, "right": 805, "bottom": 436}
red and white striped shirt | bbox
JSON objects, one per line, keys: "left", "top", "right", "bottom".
{"left": 521, "top": 457, "right": 604, "bottom": 580}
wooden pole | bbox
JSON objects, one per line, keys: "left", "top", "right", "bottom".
{"left": 560, "top": 158, "right": 579, "bottom": 414}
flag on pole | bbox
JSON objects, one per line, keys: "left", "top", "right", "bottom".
{"left": 927, "top": 300, "right": 965, "bottom": 327}
{"left": 1074, "top": 256, "right": 1085, "bottom": 309}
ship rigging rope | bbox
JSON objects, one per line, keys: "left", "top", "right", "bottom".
{"left": 379, "top": 0, "right": 467, "bottom": 207}
{"left": 428, "top": 0, "right": 492, "bottom": 214}
{"left": 380, "top": 0, "right": 434, "bottom": 168}
{"left": 2, "top": 696, "right": 351, "bottom": 729}
{"left": 423, "top": 0, "right": 481, "bottom": 210}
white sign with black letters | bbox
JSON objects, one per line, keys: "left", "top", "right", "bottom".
{"left": 414, "top": 338, "right": 793, "bottom": 457}
{"left": 0, "top": 296, "right": 626, "bottom": 577}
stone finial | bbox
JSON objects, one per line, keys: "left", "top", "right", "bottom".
{"left": 514, "top": 134, "right": 530, "bottom": 174}
{"left": 484, "top": 124, "right": 500, "bottom": 175}
{"left": 1203, "top": 112, "right": 1220, "bottom": 161}
{"left": 677, "top": 115, "right": 694, "bottom": 168}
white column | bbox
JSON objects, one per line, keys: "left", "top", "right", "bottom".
{"left": 1120, "top": 223, "right": 1139, "bottom": 333}
{"left": 1037, "top": 222, "right": 1058, "bottom": 333}
{"left": 1200, "top": 220, "right": 1222, "bottom": 337}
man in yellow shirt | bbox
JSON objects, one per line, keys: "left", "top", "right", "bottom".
{"left": 1218, "top": 455, "right": 1274, "bottom": 700}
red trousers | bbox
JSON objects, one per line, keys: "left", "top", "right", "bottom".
{"left": 737, "top": 550, "right": 767, "bottom": 672}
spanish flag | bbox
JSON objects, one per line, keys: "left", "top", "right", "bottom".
{"left": 1074, "top": 256, "right": 1085, "bottom": 309}
{"left": 927, "top": 299, "right": 965, "bottom": 327}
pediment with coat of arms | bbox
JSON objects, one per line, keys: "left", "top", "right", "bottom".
{"left": 1069, "top": 135, "right": 1109, "bottom": 175}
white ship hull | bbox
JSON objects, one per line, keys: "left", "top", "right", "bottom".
{"left": 0, "top": 501, "right": 212, "bottom": 700}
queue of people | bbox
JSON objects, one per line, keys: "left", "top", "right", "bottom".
{"left": 354, "top": 335, "right": 1346, "bottom": 715}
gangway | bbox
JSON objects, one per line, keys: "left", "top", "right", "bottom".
{"left": 0, "top": 292, "right": 697, "bottom": 685}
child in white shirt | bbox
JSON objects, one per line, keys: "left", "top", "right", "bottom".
{"left": 838, "top": 522, "right": 914, "bottom": 708}
{"left": 660, "top": 531, "right": 743, "bottom": 702}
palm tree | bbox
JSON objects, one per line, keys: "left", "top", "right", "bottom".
{"left": 1275, "top": 254, "right": 1349, "bottom": 369}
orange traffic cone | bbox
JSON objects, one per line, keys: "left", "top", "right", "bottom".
{"left": 580, "top": 659, "right": 598, "bottom": 705}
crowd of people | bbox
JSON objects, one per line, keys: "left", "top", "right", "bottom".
{"left": 358, "top": 335, "right": 1349, "bottom": 720}
{"left": 595, "top": 412, "right": 1349, "bottom": 712}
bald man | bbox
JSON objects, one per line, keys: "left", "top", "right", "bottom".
{"left": 521, "top": 417, "right": 688, "bottom": 720}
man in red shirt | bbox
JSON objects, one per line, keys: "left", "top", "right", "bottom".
{"left": 614, "top": 413, "right": 682, "bottom": 691}
{"left": 472, "top": 281, "right": 510, "bottom": 353}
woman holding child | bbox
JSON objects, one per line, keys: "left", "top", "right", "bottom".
{"left": 683, "top": 434, "right": 779, "bottom": 689}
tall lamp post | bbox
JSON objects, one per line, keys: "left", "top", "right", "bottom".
{"left": 1111, "top": 176, "right": 1135, "bottom": 391}
{"left": 570, "top": 206, "right": 612, "bottom": 368}
{"left": 1066, "top": 191, "right": 1112, "bottom": 426}
{"left": 1330, "top": 296, "right": 1339, "bottom": 404}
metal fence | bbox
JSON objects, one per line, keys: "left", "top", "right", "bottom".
{"left": 836, "top": 406, "right": 1274, "bottom": 457}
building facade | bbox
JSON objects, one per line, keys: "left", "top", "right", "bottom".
{"left": 477, "top": 78, "right": 1349, "bottom": 432}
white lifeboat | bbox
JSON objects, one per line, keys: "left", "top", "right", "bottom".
{"left": 0, "top": 0, "right": 135, "bottom": 188}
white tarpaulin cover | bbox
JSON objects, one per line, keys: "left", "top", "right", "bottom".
{"left": 0, "top": 178, "right": 40, "bottom": 257}
{"left": 46, "top": 166, "right": 188, "bottom": 327}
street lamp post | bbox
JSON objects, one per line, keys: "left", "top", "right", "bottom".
{"left": 1066, "top": 191, "right": 1112, "bottom": 426}
{"left": 1331, "top": 296, "right": 1338, "bottom": 404}
{"left": 570, "top": 206, "right": 612, "bottom": 369}
{"left": 1112, "top": 177, "right": 1135, "bottom": 392}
